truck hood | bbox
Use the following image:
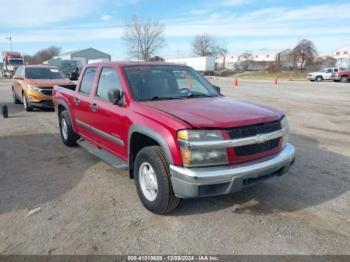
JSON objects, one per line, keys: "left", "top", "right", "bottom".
{"left": 142, "top": 97, "right": 283, "bottom": 128}
{"left": 25, "top": 78, "right": 72, "bottom": 87}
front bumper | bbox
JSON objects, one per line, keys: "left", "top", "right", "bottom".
{"left": 28, "top": 100, "right": 54, "bottom": 109}
{"left": 170, "top": 143, "right": 295, "bottom": 198}
{"left": 307, "top": 75, "right": 315, "bottom": 80}
{"left": 332, "top": 76, "right": 341, "bottom": 81}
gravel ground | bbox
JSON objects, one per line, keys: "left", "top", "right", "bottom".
{"left": 0, "top": 77, "right": 349, "bottom": 255}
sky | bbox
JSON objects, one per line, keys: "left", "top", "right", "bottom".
{"left": 0, "top": 0, "right": 350, "bottom": 59}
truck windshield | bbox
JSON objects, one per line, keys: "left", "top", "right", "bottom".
{"left": 9, "top": 59, "right": 23, "bottom": 66}
{"left": 123, "top": 65, "right": 219, "bottom": 101}
{"left": 25, "top": 67, "right": 65, "bottom": 79}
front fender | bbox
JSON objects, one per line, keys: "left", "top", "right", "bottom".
{"left": 128, "top": 124, "right": 179, "bottom": 165}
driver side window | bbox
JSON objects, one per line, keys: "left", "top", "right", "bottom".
{"left": 96, "top": 67, "right": 123, "bottom": 101}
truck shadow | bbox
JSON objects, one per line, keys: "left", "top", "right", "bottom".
{"left": 171, "top": 133, "right": 350, "bottom": 216}
{"left": 0, "top": 133, "right": 97, "bottom": 215}
{"left": 2, "top": 103, "right": 55, "bottom": 117}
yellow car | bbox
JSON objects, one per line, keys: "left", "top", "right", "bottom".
{"left": 12, "top": 65, "right": 73, "bottom": 111}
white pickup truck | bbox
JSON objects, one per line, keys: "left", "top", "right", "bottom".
{"left": 307, "top": 68, "right": 340, "bottom": 82}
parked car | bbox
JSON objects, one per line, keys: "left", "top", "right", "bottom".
{"left": 12, "top": 65, "right": 73, "bottom": 111}
{"left": 307, "top": 68, "right": 341, "bottom": 82}
{"left": 46, "top": 59, "right": 80, "bottom": 80}
{"left": 332, "top": 68, "right": 350, "bottom": 83}
{"left": 53, "top": 62, "right": 295, "bottom": 214}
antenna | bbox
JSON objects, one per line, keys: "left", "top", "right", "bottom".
{"left": 5, "top": 37, "right": 13, "bottom": 51}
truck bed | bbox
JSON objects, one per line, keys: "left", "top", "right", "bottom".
{"left": 54, "top": 84, "right": 76, "bottom": 91}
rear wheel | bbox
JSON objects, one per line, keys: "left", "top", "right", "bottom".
{"left": 134, "top": 146, "right": 180, "bottom": 214}
{"left": 59, "top": 110, "right": 79, "bottom": 146}
{"left": 340, "top": 76, "right": 349, "bottom": 83}
{"left": 315, "top": 76, "right": 323, "bottom": 82}
{"left": 22, "top": 93, "right": 32, "bottom": 111}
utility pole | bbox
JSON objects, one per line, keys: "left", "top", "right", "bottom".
{"left": 5, "top": 37, "right": 13, "bottom": 51}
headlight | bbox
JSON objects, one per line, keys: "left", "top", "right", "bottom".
{"left": 280, "top": 116, "right": 289, "bottom": 148}
{"left": 27, "top": 85, "right": 41, "bottom": 92}
{"left": 177, "top": 130, "right": 229, "bottom": 167}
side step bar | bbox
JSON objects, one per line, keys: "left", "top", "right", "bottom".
{"left": 77, "top": 138, "right": 128, "bottom": 170}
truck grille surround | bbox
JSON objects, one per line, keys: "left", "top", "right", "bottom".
{"left": 227, "top": 120, "right": 281, "bottom": 157}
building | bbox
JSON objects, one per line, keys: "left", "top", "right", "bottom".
{"left": 58, "top": 47, "right": 111, "bottom": 66}
{"left": 215, "top": 49, "right": 292, "bottom": 70}
{"left": 333, "top": 45, "right": 350, "bottom": 68}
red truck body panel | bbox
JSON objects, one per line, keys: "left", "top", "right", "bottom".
{"left": 339, "top": 70, "right": 350, "bottom": 77}
{"left": 2, "top": 51, "right": 22, "bottom": 59}
{"left": 53, "top": 61, "right": 284, "bottom": 167}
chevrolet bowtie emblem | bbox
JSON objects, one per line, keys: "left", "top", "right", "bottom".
{"left": 255, "top": 134, "right": 267, "bottom": 144}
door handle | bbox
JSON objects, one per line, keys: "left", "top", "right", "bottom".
{"left": 74, "top": 97, "right": 80, "bottom": 105}
{"left": 90, "top": 103, "right": 98, "bottom": 112}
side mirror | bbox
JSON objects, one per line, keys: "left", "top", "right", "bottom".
{"left": 108, "top": 89, "right": 124, "bottom": 106}
{"left": 212, "top": 85, "right": 221, "bottom": 94}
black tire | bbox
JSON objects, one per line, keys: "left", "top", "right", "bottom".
{"left": 340, "top": 76, "right": 348, "bottom": 83}
{"left": 59, "top": 110, "right": 79, "bottom": 147}
{"left": 22, "top": 93, "right": 32, "bottom": 111}
{"left": 134, "top": 146, "right": 180, "bottom": 214}
{"left": 12, "top": 88, "right": 20, "bottom": 104}
{"left": 315, "top": 76, "right": 323, "bottom": 82}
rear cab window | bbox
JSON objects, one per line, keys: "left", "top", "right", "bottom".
{"left": 79, "top": 67, "right": 97, "bottom": 95}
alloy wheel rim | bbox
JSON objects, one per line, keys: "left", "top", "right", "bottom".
{"left": 61, "top": 118, "right": 68, "bottom": 140}
{"left": 23, "top": 95, "right": 27, "bottom": 109}
{"left": 139, "top": 162, "right": 158, "bottom": 202}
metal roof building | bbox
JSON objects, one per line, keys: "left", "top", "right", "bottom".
{"left": 58, "top": 48, "right": 111, "bottom": 66}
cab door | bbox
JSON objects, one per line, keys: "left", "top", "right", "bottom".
{"left": 88, "top": 66, "right": 129, "bottom": 160}
{"left": 324, "top": 68, "right": 333, "bottom": 80}
{"left": 73, "top": 67, "right": 99, "bottom": 142}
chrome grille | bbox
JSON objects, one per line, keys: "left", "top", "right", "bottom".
{"left": 227, "top": 120, "right": 281, "bottom": 157}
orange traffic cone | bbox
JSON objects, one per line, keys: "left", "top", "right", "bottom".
{"left": 188, "top": 79, "right": 192, "bottom": 89}
{"left": 275, "top": 78, "right": 278, "bottom": 85}
{"left": 234, "top": 78, "right": 238, "bottom": 88}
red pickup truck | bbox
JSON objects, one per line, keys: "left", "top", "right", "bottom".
{"left": 332, "top": 68, "right": 350, "bottom": 82}
{"left": 53, "top": 62, "right": 295, "bottom": 214}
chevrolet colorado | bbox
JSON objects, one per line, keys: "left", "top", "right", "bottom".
{"left": 53, "top": 62, "right": 295, "bottom": 214}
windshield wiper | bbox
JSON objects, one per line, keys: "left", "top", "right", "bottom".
{"left": 148, "top": 96, "right": 183, "bottom": 101}
{"left": 186, "top": 92, "right": 215, "bottom": 98}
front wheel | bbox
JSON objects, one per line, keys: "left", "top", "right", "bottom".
{"left": 59, "top": 110, "right": 79, "bottom": 146}
{"left": 134, "top": 146, "right": 180, "bottom": 214}
{"left": 22, "top": 93, "right": 32, "bottom": 111}
{"left": 12, "top": 89, "right": 20, "bottom": 104}
{"left": 340, "top": 76, "right": 349, "bottom": 83}
{"left": 315, "top": 76, "right": 323, "bottom": 82}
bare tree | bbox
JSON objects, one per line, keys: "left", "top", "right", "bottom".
{"left": 123, "top": 16, "right": 165, "bottom": 61}
{"left": 192, "top": 34, "right": 226, "bottom": 57}
{"left": 24, "top": 46, "right": 61, "bottom": 64}
{"left": 292, "top": 39, "right": 318, "bottom": 70}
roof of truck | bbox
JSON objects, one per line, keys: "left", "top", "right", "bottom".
{"left": 86, "top": 61, "right": 182, "bottom": 67}
{"left": 2, "top": 51, "right": 22, "bottom": 58}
